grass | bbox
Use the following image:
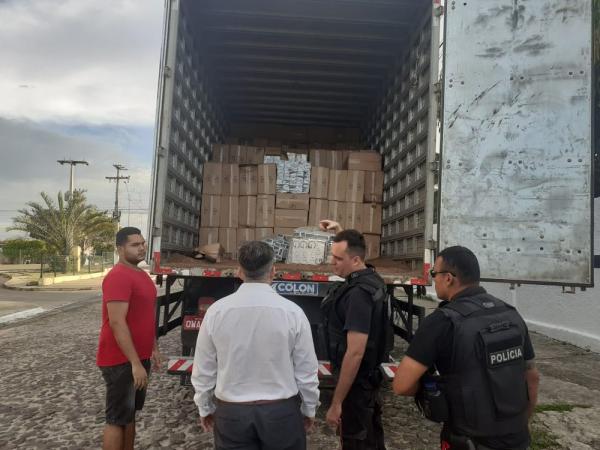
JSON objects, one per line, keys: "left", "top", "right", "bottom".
{"left": 529, "top": 403, "right": 593, "bottom": 449}
{"left": 535, "top": 403, "right": 592, "bottom": 413}
{"left": 530, "top": 426, "right": 560, "bottom": 450}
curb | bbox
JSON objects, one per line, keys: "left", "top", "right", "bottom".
{"left": 0, "top": 272, "right": 100, "bottom": 292}
{"left": 4, "top": 284, "right": 99, "bottom": 292}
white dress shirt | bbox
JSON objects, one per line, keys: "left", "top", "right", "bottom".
{"left": 191, "top": 282, "right": 320, "bottom": 418}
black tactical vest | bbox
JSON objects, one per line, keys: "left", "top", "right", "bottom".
{"left": 440, "top": 291, "right": 530, "bottom": 438}
{"left": 320, "top": 268, "right": 390, "bottom": 380}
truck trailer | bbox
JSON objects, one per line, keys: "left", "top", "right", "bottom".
{"left": 147, "top": 0, "right": 595, "bottom": 383}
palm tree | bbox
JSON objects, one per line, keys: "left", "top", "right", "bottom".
{"left": 9, "top": 190, "right": 116, "bottom": 255}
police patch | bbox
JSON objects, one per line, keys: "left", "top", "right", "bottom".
{"left": 488, "top": 346, "right": 524, "bottom": 366}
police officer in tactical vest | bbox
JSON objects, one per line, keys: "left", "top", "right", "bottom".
{"left": 320, "top": 220, "right": 389, "bottom": 450}
{"left": 393, "top": 246, "right": 540, "bottom": 450}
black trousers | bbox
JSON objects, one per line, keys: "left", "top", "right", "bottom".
{"left": 213, "top": 397, "right": 306, "bottom": 450}
{"left": 340, "top": 384, "right": 386, "bottom": 450}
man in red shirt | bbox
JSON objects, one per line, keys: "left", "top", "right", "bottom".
{"left": 97, "top": 227, "right": 162, "bottom": 450}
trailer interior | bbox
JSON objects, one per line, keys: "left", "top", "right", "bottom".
{"left": 152, "top": 0, "right": 438, "bottom": 274}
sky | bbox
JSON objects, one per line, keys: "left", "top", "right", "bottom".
{"left": 0, "top": 0, "right": 164, "bottom": 239}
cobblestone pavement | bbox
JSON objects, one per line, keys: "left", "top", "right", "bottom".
{"left": 0, "top": 299, "right": 598, "bottom": 449}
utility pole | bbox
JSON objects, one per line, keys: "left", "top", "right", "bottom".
{"left": 57, "top": 159, "right": 89, "bottom": 199}
{"left": 105, "top": 164, "right": 130, "bottom": 227}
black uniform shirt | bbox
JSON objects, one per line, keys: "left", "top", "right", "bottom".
{"left": 405, "top": 286, "right": 535, "bottom": 449}
{"left": 335, "top": 270, "right": 374, "bottom": 336}
{"left": 333, "top": 268, "right": 378, "bottom": 381}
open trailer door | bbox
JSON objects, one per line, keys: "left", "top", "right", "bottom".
{"left": 438, "top": 0, "right": 594, "bottom": 286}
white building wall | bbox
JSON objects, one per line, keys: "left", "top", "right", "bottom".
{"left": 483, "top": 197, "right": 599, "bottom": 352}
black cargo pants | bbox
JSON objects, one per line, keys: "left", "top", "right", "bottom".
{"left": 340, "top": 382, "right": 386, "bottom": 450}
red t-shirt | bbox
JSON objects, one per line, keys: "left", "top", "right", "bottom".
{"left": 96, "top": 263, "right": 157, "bottom": 367}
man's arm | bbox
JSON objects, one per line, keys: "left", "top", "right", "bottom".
{"left": 325, "top": 331, "right": 368, "bottom": 427}
{"left": 392, "top": 355, "right": 429, "bottom": 396}
{"left": 107, "top": 302, "right": 147, "bottom": 390}
{"left": 292, "top": 314, "right": 320, "bottom": 431}
{"left": 191, "top": 315, "right": 218, "bottom": 429}
{"left": 525, "top": 360, "right": 540, "bottom": 419}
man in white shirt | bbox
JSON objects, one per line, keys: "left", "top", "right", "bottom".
{"left": 191, "top": 241, "right": 320, "bottom": 450}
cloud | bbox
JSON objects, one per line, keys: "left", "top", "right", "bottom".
{"left": 0, "top": 118, "right": 152, "bottom": 239}
{"left": 0, "top": 0, "right": 163, "bottom": 125}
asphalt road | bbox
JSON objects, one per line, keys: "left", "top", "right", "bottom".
{"left": 0, "top": 275, "right": 100, "bottom": 319}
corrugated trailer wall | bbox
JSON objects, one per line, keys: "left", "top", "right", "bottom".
{"left": 367, "top": 12, "right": 432, "bottom": 268}
{"left": 161, "top": 11, "right": 226, "bottom": 254}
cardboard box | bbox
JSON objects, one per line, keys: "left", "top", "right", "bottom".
{"left": 264, "top": 146, "right": 282, "bottom": 157}
{"left": 239, "top": 196, "right": 257, "bottom": 227}
{"left": 202, "top": 162, "right": 222, "bottom": 195}
{"left": 344, "top": 202, "right": 363, "bottom": 231}
{"left": 256, "top": 195, "right": 275, "bottom": 227}
{"left": 237, "top": 228, "right": 256, "bottom": 247}
{"left": 220, "top": 196, "right": 239, "bottom": 228}
{"left": 345, "top": 170, "right": 365, "bottom": 203}
{"left": 308, "top": 199, "right": 329, "bottom": 227}
{"left": 211, "top": 144, "right": 230, "bottom": 163}
{"left": 239, "top": 166, "right": 258, "bottom": 196}
{"left": 274, "top": 227, "right": 296, "bottom": 236}
{"left": 364, "top": 171, "right": 384, "bottom": 203}
{"left": 218, "top": 228, "right": 237, "bottom": 258}
{"left": 309, "top": 149, "right": 332, "bottom": 168}
{"left": 257, "top": 164, "right": 277, "bottom": 195}
{"left": 347, "top": 151, "right": 382, "bottom": 172}
{"left": 221, "top": 164, "right": 239, "bottom": 196}
{"left": 255, "top": 228, "right": 274, "bottom": 240}
{"left": 198, "top": 243, "right": 224, "bottom": 263}
{"left": 200, "top": 195, "right": 221, "bottom": 227}
{"left": 362, "top": 203, "right": 382, "bottom": 234}
{"left": 328, "top": 201, "right": 346, "bottom": 225}
{"left": 246, "top": 146, "right": 265, "bottom": 165}
{"left": 275, "top": 209, "right": 308, "bottom": 228}
{"left": 199, "top": 227, "right": 219, "bottom": 247}
{"left": 309, "top": 166, "right": 329, "bottom": 199}
{"left": 328, "top": 170, "right": 347, "bottom": 201}
{"left": 228, "top": 145, "right": 244, "bottom": 164}
{"left": 364, "top": 234, "right": 381, "bottom": 260}
{"left": 330, "top": 151, "right": 346, "bottom": 170}
{"left": 276, "top": 193, "right": 309, "bottom": 210}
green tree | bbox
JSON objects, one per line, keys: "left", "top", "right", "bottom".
{"left": 8, "top": 190, "right": 116, "bottom": 255}
{"left": 1, "top": 238, "right": 46, "bottom": 263}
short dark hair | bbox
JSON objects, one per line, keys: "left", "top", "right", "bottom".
{"left": 116, "top": 227, "right": 142, "bottom": 247}
{"left": 438, "top": 246, "right": 480, "bottom": 285}
{"left": 332, "top": 229, "right": 366, "bottom": 260}
{"left": 238, "top": 241, "right": 275, "bottom": 280}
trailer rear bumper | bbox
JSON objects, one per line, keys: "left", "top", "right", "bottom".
{"left": 167, "top": 357, "right": 399, "bottom": 382}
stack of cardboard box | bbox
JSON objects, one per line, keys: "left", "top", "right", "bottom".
{"left": 200, "top": 145, "right": 383, "bottom": 261}
{"left": 308, "top": 150, "right": 384, "bottom": 259}
{"left": 199, "top": 145, "right": 277, "bottom": 259}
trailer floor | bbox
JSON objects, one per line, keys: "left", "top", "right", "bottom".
{"left": 164, "top": 254, "right": 422, "bottom": 283}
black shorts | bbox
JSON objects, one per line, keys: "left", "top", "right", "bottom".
{"left": 100, "top": 359, "right": 151, "bottom": 426}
